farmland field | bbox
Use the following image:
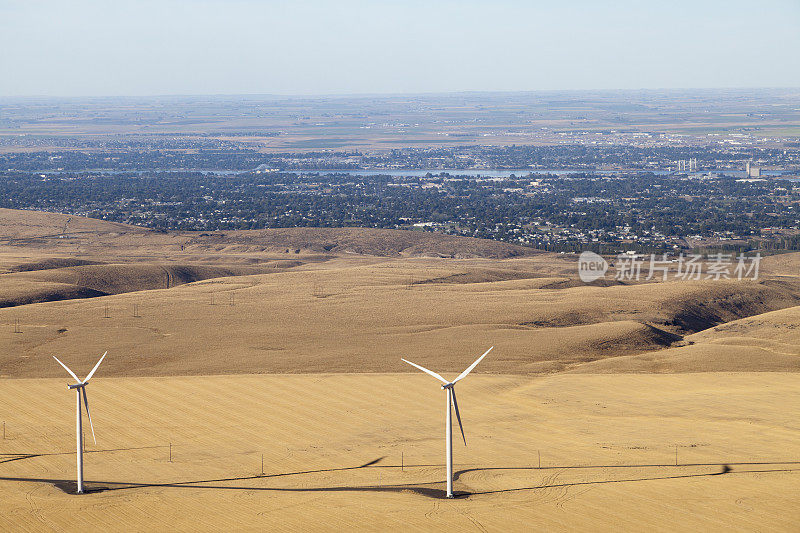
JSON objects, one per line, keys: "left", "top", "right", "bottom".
{"left": 1, "top": 373, "right": 798, "bottom": 532}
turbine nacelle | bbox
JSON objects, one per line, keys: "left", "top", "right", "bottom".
{"left": 53, "top": 351, "right": 107, "bottom": 447}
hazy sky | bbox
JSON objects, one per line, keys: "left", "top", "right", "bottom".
{"left": 1, "top": 0, "right": 799, "bottom": 97}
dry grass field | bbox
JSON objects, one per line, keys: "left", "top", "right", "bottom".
{"left": 1, "top": 210, "right": 799, "bottom": 531}
{"left": 0, "top": 374, "right": 798, "bottom": 531}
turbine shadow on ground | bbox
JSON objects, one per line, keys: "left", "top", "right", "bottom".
{"left": 0, "top": 445, "right": 169, "bottom": 464}
{"left": 465, "top": 465, "right": 800, "bottom": 496}
{"left": 2, "top": 456, "right": 799, "bottom": 498}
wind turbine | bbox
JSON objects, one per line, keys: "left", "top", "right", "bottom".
{"left": 402, "top": 346, "right": 493, "bottom": 498}
{"left": 53, "top": 351, "right": 107, "bottom": 494}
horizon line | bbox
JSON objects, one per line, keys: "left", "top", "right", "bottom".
{"left": 2, "top": 86, "right": 800, "bottom": 101}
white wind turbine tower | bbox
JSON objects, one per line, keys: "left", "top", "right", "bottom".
{"left": 53, "top": 351, "right": 107, "bottom": 494}
{"left": 402, "top": 346, "right": 493, "bottom": 498}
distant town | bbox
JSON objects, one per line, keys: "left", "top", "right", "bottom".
{"left": 1, "top": 90, "right": 799, "bottom": 254}
{"left": 1, "top": 168, "right": 799, "bottom": 254}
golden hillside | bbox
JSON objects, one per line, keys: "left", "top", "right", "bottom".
{"left": 1, "top": 209, "right": 799, "bottom": 531}
{"left": 0, "top": 209, "right": 799, "bottom": 377}
{"left": 0, "top": 208, "right": 535, "bottom": 259}
{"left": 2, "top": 253, "right": 799, "bottom": 378}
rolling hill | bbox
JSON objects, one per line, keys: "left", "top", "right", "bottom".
{"left": 0, "top": 208, "right": 536, "bottom": 259}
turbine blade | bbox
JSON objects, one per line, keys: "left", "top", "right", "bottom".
{"left": 451, "top": 388, "right": 466, "bottom": 446}
{"left": 53, "top": 356, "right": 81, "bottom": 383}
{"left": 81, "top": 387, "right": 97, "bottom": 445}
{"left": 83, "top": 351, "right": 107, "bottom": 382}
{"left": 401, "top": 358, "right": 448, "bottom": 384}
{"left": 453, "top": 346, "right": 493, "bottom": 383}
